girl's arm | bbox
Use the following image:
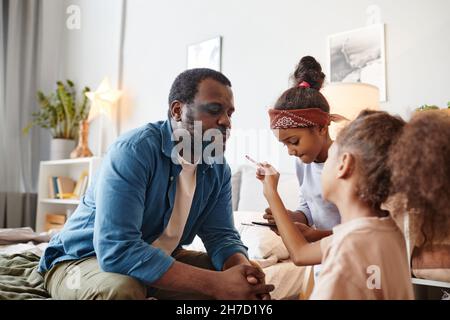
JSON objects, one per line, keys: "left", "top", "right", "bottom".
{"left": 256, "top": 163, "right": 322, "bottom": 266}
{"left": 265, "top": 191, "right": 322, "bottom": 266}
{"left": 294, "top": 223, "right": 333, "bottom": 243}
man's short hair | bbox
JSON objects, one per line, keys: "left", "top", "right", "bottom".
{"left": 167, "top": 68, "right": 232, "bottom": 118}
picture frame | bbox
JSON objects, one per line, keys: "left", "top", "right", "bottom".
{"left": 327, "top": 24, "right": 386, "bottom": 101}
{"left": 187, "top": 36, "right": 222, "bottom": 71}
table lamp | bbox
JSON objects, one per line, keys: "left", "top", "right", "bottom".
{"left": 321, "top": 82, "right": 380, "bottom": 139}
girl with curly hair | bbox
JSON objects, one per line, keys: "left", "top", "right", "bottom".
{"left": 388, "top": 111, "right": 450, "bottom": 281}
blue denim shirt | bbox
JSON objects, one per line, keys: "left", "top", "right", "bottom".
{"left": 39, "top": 120, "right": 248, "bottom": 285}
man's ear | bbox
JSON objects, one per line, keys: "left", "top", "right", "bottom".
{"left": 336, "top": 152, "right": 355, "bottom": 179}
{"left": 169, "top": 101, "right": 183, "bottom": 121}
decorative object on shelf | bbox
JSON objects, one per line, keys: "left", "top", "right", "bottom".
{"left": 321, "top": 82, "right": 380, "bottom": 140}
{"left": 187, "top": 36, "right": 222, "bottom": 71}
{"left": 85, "top": 77, "right": 122, "bottom": 156}
{"left": 70, "top": 119, "right": 93, "bottom": 158}
{"left": 416, "top": 101, "right": 450, "bottom": 115}
{"left": 23, "top": 80, "right": 91, "bottom": 160}
{"left": 50, "top": 138, "right": 76, "bottom": 161}
{"left": 327, "top": 24, "right": 386, "bottom": 101}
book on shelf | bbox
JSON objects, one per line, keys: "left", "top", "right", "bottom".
{"left": 48, "top": 177, "right": 55, "bottom": 198}
{"left": 48, "top": 176, "right": 61, "bottom": 199}
{"left": 56, "top": 177, "right": 76, "bottom": 199}
{"left": 46, "top": 213, "right": 66, "bottom": 224}
{"left": 45, "top": 213, "right": 66, "bottom": 232}
{"left": 47, "top": 172, "right": 89, "bottom": 200}
{"left": 73, "top": 171, "right": 89, "bottom": 199}
{"left": 50, "top": 177, "right": 59, "bottom": 198}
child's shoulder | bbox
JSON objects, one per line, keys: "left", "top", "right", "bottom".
{"left": 331, "top": 217, "right": 402, "bottom": 248}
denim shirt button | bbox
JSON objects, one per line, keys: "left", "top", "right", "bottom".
{"left": 170, "top": 176, "right": 174, "bottom": 181}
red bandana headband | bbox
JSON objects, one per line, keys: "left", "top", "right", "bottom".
{"left": 268, "top": 108, "right": 348, "bottom": 129}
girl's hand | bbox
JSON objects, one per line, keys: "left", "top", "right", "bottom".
{"left": 255, "top": 163, "right": 280, "bottom": 198}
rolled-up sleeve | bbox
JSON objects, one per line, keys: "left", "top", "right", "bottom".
{"left": 93, "top": 141, "right": 174, "bottom": 285}
{"left": 197, "top": 166, "right": 248, "bottom": 270}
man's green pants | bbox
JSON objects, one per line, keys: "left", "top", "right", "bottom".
{"left": 43, "top": 249, "right": 215, "bottom": 300}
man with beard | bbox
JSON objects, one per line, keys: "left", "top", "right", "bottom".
{"left": 39, "top": 69, "right": 274, "bottom": 300}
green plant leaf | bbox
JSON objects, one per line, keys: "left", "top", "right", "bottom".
{"left": 24, "top": 79, "right": 87, "bottom": 139}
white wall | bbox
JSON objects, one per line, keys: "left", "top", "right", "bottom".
{"left": 61, "top": 0, "right": 124, "bottom": 156}
{"left": 119, "top": 0, "right": 450, "bottom": 172}
{"left": 38, "top": 0, "right": 123, "bottom": 156}
{"left": 40, "top": 0, "right": 450, "bottom": 171}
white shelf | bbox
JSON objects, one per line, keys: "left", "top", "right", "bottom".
{"left": 41, "top": 157, "right": 101, "bottom": 166}
{"left": 40, "top": 198, "right": 80, "bottom": 205}
{"left": 412, "top": 277, "right": 450, "bottom": 288}
{"left": 35, "top": 157, "right": 102, "bottom": 233}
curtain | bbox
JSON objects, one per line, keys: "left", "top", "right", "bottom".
{"left": 0, "top": 192, "right": 37, "bottom": 228}
{"left": 0, "top": 0, "right": 43, "bottom": 228}
{"left": 0, "top": 0, "right": 41, "bottom": 194}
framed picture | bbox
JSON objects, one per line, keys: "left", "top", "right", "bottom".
{"left": 187, "top": 36, "right": 222, "bottom": 71}
{"left": 327, "top": 24, "right": 386, "bottom": 101}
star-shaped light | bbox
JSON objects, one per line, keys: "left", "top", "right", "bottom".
{"left": 86, "top": 77, "right": 122, "bottom": 121}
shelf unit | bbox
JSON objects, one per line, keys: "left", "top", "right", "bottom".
{"left": 403, "top": 215, "right": 450, "bottom": 298}
{"left": 35, "top": 157, "right": 102, "bottom": 233}
{"left": 412, "top": 277, "right": 450, "bottom": 299}
{"left": 412, "top": 277, "right": 450, "bottom": 289}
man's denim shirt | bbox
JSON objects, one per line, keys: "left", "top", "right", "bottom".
{"left": 39, "top": 119, "right": 248, "bottom": 284}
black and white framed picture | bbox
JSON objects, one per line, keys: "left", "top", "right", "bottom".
{"left": 187, "top": 36, "right": 222, "bottom": 71}
{"left": 327, "top": 24, "right": 386, "bottom": 101}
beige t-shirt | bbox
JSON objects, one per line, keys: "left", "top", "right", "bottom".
{"left": 151, "top": 155, "right": 197, "bottom": 255}
{"left": 310, "top": 216, "right": 414, "bottom": 300}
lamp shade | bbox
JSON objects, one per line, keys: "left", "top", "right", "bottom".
{"left": 321, "top": 82, "right": 380, "bottom": 139}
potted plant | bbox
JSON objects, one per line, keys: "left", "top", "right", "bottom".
{"left": 416, "top": 101, "right": 450, "bottom": 115}
{"left": 24, "top": 80, "right": 91, "bottom": 160}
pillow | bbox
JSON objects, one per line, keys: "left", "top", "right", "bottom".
{"left": 184, "top": 211, "right": 289, "bottom": 263}
{"left": 237, "top": 165, "right": 300, "bottom": 212}
{"left": 230, "top": 170, "right": 241, "bottom": 211}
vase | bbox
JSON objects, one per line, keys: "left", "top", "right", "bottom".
{"left": 70, "top": 120, "right": 93, "bottom": 159}
{"left": 50, "top": 138, "right": 76, "bottom": 160}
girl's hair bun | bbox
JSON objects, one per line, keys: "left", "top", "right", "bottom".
{"left": 293, "top": 56, "right": 325, "bottom": 90}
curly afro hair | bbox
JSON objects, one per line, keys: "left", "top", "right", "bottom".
{"left": 335, "top": 110, "right": 406, "bottom": 212}
{"left": 167, "top": 68, "right": 231, "bottom": 118}
{"left": 388, "top": 111, "right": 450, "bottom": 246}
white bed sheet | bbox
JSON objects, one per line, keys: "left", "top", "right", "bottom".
{"left": 0, "top": 241, "right": 48, "bottom": 257}
{"left": 263, "top": 259, "right": 305, "bottom": 300}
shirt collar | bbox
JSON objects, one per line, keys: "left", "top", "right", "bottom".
{"left": 160, "top": 119, "right": 175, "bottom": 159}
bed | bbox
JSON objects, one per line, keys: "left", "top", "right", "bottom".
{"left": 0, "top": 228, "right": 51, "bottom": 299}
{"left": 1, "top": 220, "right": 306, "bottom": 300}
